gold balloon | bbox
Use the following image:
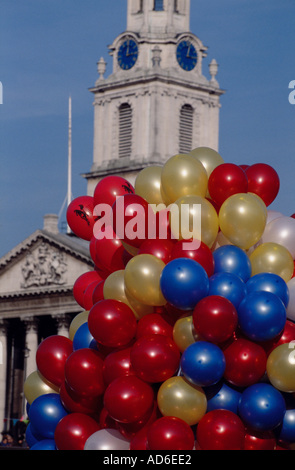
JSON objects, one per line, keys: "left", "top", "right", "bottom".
{"left": 24, "top": 371, "right": 59, "bottom": 404}
{"left": 157, "top": 376, "right": 207, "bottom": 426}
{"left": 219, "top": 193, "right": 267, "bottom": 250}
{"left": 135, "top": 166, "right": 165, "bottom": 206}
{"left": 267, "top": 343, "right": 295, "bottom": 393}
{"left": 124, "top": 254, "right": 166, "bottom": 306}
{"left": 170, "top": 195, "right": 219, "bottom": 248}
{"left": 250, "top": 242, "right": 294, "bottom": 283}
{"left": 69, "top": 310, "right": 89, "bottom": 340}
{"left": 173, "top": 316, "right": 203, "bottom": 353}
{"left": 121, "top": 241, "right": 139, "bottom": 256}
{"left": 189, "top": 147, "right": 224, "bottom": 179}
{"left": 161, "top": 154, "right": 208, "bottom": 204}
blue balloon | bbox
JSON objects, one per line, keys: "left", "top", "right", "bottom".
{"left": 238, "top": 291, "right": 287, "bottom": 341}
{"left": 31, "top": 439, "right": 56, "bottom": 450}
{"left": 209, "top": 272, "right": 247, "bottom": 309}
{"left": 25, "top": 423, "right": 43, "bottom": 448}
{"left": 246, "top": 272, "right": 289, "bottom": 308}
{"left": 29, "top": 394, "right": 68, "bottom": 440}
{"left": 180, "top": 341, "right": 225, "bottom": 387}
{"left": 160, "top": 258, "right": 209, "bottom": 310}
{"left": 238, "top": 383, "right": 286, "bottom": 431}
{"left": 205, "top": 381, "right": 242, "bottom": 414}
{"left": 277, "top": 409, "right": 295, "bottom": 442}
{"left": 73, "top": 322, "right": 95, "bottom": 350}
{"left": 213, "top": 245, "right": 252, "bottom": 282}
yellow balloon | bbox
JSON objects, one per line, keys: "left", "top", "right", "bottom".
{"left": 135, "top": 166, "right": 165, "bottom": 206}
{"left": 189, "top": 146, "right": 224, "bottom": 177}
{"left": 219, "top": 193, "right": 267, "bottom": 250}
{"left": 69, "top": 310, "right": 89, "bottom": 340}
{"left": 121, "top": 241, "right": 139, "bottom": 256}
{"left": 173, "top": 316, "right": 203, "bottom": 353}
{"left": 250, "top": 242, "right": 294, "bottom": 283}
{"left": 157, "top": 376, "right": 207, "bottom": 426}
{"left": 161, "top": 154, "right": 208, "bottom": 204}
{"left": 170, "top": 195, "right": 219, "bottom": 248}
{"left": 267, "top": 343, "right": 295, "bottom": 392}
{"left": 24, "top": 371, "right": 59, "bottom": 404}
{"left": 124, "top": 254, "right": 166, "bottom": 306}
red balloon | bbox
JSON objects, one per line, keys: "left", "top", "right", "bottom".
{"left": 138, "top": 238, "right": 174, "bottom": 264}
{"left": 193, "top": 295, "right": 238, "bottom": 344}
{"left": 155, "top": 208, "right": 176, "bottom": 240}
{"left": 36, "top": 335, "right": 73, "bottom": 387}
{"left": 170, "top": 240, "right": 215, "bottom": 277}
{"left": 196, "top": 410, "right": 245, "bottom": 450}
{"left": 116, "top": 401, "right": 159, "bottom": 440}
{"left": 262, "top": 320, "right": 295, "bottom": 355}
{"left": 136, "top": 313, "right": 173, "bottom": 339}
{"left": 65, "top": 348, "right": 105, "bottom": 398}
{"left": 208, "top": 163, "right": 248, "bottom": 207}
{"left": 130, "top": 334, "right": 180, "bottom": 383}
{"left": 92, "top": 280, "right": 105, "bottom": 305}
{"left": 73, "top": 271, "right": 103, "bottom": 308}
{"left": 88, "top": 299, "right": 137, "bottom": 348}
{"left": 83, "top": 280, "right": 101, "bottom": 311}
{"left": 93, "top": 175, "right": 134, "bottom": 207}
{"left": 147, "top": 417, "right": 195, "bottom": 451}
{"left": 54, "top": 413, "right": 100, "bottom": 451}
{"left": 223, "top": 338, "right": 267, "bottom": 387}
{"left": 244, "top": 427, "right": 276, "bottom": 450}
{"left": 99, "top": 407, "right": 118, "bottom": 430}
{"left": 246, "top": 163, "right": 280, "bottom": 206}
{"left": 103, "top": 375, "right": 155, "bottom": 424}
{"left": 103, "top": 347, "right": 135, "bottom": 386}
{"left": 60, "top": 380, "right": 102, "bottom": 415}
{"left": 130, "top": 426, "right": 149, "bottom": 450}
{"left": 66, "top": 196, "right": 96, "bottom": 241}
{"left": 91, "top": 231, "right": 125, "bottom": 272}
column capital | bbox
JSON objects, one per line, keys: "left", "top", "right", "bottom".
{"left": 22, "top": 316, "right": 39, "bottom": 333}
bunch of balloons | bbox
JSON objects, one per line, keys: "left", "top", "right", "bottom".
{"left": 23, "top": 147, "right": 295, "bottom": 450}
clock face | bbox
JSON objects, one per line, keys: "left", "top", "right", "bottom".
{"left": 176, "top": 40, "right": 198, "bottom": 71}
{"left": 118, "top": 38, "right": 138, "bottom": 70}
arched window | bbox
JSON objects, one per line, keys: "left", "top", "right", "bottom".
{"left": 179, "top": 104, "right": 194, "bottom": 153}
{"left": 154, "top": 0, "right": 164, "bottom": 11}
{"left": 119, "top": 103, "right": 132, "bottom": 158}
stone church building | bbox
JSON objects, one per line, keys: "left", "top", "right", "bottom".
{"left": 0, "top": 0, "right": 224, "bottom": 437}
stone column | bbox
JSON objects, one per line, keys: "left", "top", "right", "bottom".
{"left": 55, "top": 314, "right": 71, "bottom": 338}
{"left": 23, "top": 317, "right": 39, "bottom": 379}
{"left": 0, "top": 321, "right": 8, "bottom": 433}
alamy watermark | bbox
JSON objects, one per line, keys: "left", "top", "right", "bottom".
{"left": 289, "top": 80, "right": 295, "bottom": 105}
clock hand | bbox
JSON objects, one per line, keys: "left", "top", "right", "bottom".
{"left": 126, "top": 39, "right": 130, "bottom": 57}
{"left": 186, "top": 43, "right": 191, "bottom": 58}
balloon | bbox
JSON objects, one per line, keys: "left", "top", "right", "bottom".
{"left": 91, "top": 233, "right": 125, "bottom": 273}
{"left": 36, "top": 335, "right": 73, "bottom": 387}
{"left": 277, "top": 409, "right": 295, "bottom": 443}
{"left": 244, "top": 428, "right": 276, "bottom": 451}
{"left": 246, "top": 272, "right": 289, "bottom": 308}
{"left": 161, "top": 154, "right": 208, "bottom": 204}
{"left": 147, "top": 417, "right": 195, "bottom": 451}
{"left": 160, "top": 258, "right": 209, "bottom": 310}
{"left": 249, "top": 242, "right": 294, "bottom": 283}
{"left": 92, "top": 280, "right": 105, "bottom": 304}
{"left": 173, "top": 316, "right": 202, "bottom": 353}
{"left": 213, "top": 245, "right": 252, "bottom": 282}
{"left": 205, "top": 381, "right": 241, "bottom": 414}
{"left": 93, "top": 175, "right": 134, "bottom": 207}
{"left": 238, "top": 383, "right": 286, "bottom": 431}
{"left": 73, "top": 271, "right": 103, "bottom": 309}
{"left": 130, "top": 334, "right": 180, "bottom": 383}
{"left": 84, "top": 429, "right": 130, "bottom": 450}
{"left": 157, "top": 376, "right": 207, "bottom": 426}
{"left": 24, "top": 371, "right": 59, "bottom": 405}
{"left": 180, "top": 341, "right": 226, "bottom": 387}
{"left": 170, "top": 195, "right": 219, "bottom": 248}
{"left": 31, "top": 439, "right": 56, "bottom": 450}
{"left": 124, "top": 254, "right": 166, "bottom": 306}
{"left": 60, "top": 380, "right": 102, "bottom": 415}
{"left": 68, "top": 310, "right": 89, "bottom": 341}
{"left": 73, "top": 322, "right": 95, "bottom": 351}
{"left": 54, "top": 413, "right": 100, "bottom": 451}
{"left": 83, "top": 280, "right": 101, "bottom": 310}
{"left": 287, "top": 277, "right": 295, "bottom": 321}
{"left": 209, "top": 272, "right": 247, "bottom": 309}
{"left": 136, "top": 313, "right": 173, "bottom": 339}
{"left": 219, "top": 193, "right": 267, "bottom": 250}
{"left": 267, "top": 343, "right": 295, "bottom": 393}
{"left": 262, "top": 320, "right": 295, "bottom": 355}
{"left": 66, "top": 196, "right": 96, "bottom": 241}
{"left": 261, "top": 216, "right": 295, "bottom": 259}
{"left": 189, "top": 146, "right": 224, "bottom": 180}
{"left": 29, "top": 394, "right": 68, "bottom": 440}
{"left": 208, "top": 163, "right": 248, "bottom": 207}
{"left": 26, "top": 423, "right": 43, "bottom": 448}
{"left": 196, "top": 410, "right": 245, "bottom": 450}
{"left": 245, "top": 163, "right": 280, "bottom": 206}
{"left": 238, "top": 291, "right": 286, "bottom": 342}
{"left": 135, "top": 166, "right": 165, "bottom": 206}
{"left": 223, "top": 338, "right": 267, "bottom": 387}
{"left": 170, "top": 239, "right": 215, "bottom": 277}
{"left": 193, "top": 295, "right": 238, "bottom": 344}
{"left": 88, "top": 299, "right": 137, "bottom": 348}
{"left": 65, "top": 348, "right": 105, "bottom": 398}
{"left": 138, "top": 238, "right": 174, "bottom": 264}
{"left": 103, "top": 376, "right": 154, "bottom": 424}
{"left": 102, "top": 347, "right": 135, "bottom": 386}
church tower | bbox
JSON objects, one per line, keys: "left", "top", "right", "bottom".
{"left": 84, "top": 0, "right": 225, "bottom": 194}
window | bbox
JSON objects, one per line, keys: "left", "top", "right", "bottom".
{"left": 119, "top": 103, "right": 132, "bottom": 158}
{"left": 138, "top": 0, "right": 143, "bottom": 12}
{"left": 154, "top": 0, "right": 164, "bottom": 11}
{"left": 174, "top": 0, "right": 179, "bottom": 13}
{"left": 179, "top": 104, "right": 194, "bottom": 153}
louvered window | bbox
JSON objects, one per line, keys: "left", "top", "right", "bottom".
{"left": 154, "top": 0, "right": 164, "bottom": 11}
{"left": 179, "top": 104, "right": 193, "bottom": 153}
{"left": 119, "top": 103, "right": 132, "bottom": 158}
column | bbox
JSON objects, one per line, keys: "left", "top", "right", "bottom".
{"left": 23, "top": 317, "right": 39, "bottom": 379}
{"left": 55, "top": 314, "right": 71, "bottom": 338}
{"left": 0, "top": 320, "right": 8, "bottom": 433}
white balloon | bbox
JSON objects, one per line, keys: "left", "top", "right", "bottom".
{"left": 84, "top": 429, "right": 130, "bottom": 451}
{"left": 261, "top": 216, "right": 295, "bottom": 259}
{"left": 266, "top": 210, "right": 284, "bottom": 225}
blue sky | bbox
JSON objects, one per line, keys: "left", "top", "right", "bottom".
{"left": 0, "top": 0, "right": 294, "bottom": 257}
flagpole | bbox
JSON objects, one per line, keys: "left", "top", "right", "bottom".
{"left": 67, "top": 96, "right": 72, "bottom": 234}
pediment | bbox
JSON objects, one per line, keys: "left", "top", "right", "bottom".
{"left": 0, "top": 230, "right": 93, "bottom": 298}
